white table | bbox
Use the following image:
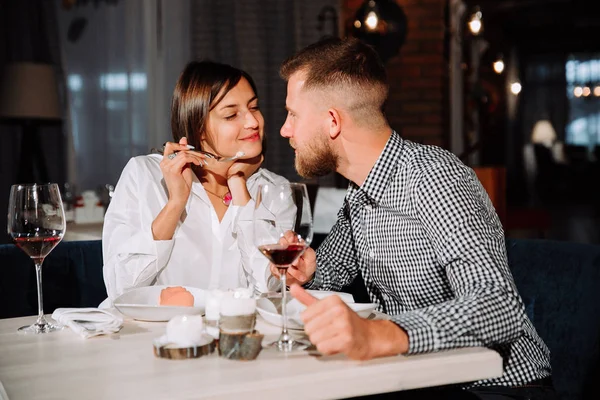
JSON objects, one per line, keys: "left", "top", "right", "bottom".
{"left": 0, "top": 315, "right": 502, "bottom": 400}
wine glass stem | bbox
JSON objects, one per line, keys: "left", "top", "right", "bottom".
{"left": 34, "top": 259, "right": 47, "bottom": 326}
{"left": 279, "top": 267, "right": 289, "bottom": 338}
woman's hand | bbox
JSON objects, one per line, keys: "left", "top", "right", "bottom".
{"left": 152, "top": 138, "right": 207, "bottom": 241}
{"left": 160, "top": 137, "right": 206, "bottom": 208}
{"left": 226, "top": 154, "right": 264, "bottom": 206}
{"left": 226, "top": 154, "right": 264, "bottom": 181}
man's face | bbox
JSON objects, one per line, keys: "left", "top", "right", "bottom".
{"left": 280, "top": 73, "right": 338, "bottom": 178}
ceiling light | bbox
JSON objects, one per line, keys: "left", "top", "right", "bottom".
{"left": 510, "top": 82, "right": 522, "bottom": 95}
{"left": 468, "top": 8, "right": 483, "bottom": 35}
{"left": 493, "top": 60, "right": 504, "bottom": 74}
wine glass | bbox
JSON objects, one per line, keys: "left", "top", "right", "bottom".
{"left": 8, "top": 183, "right": 66, "bottom": 333}
{"left": 254, "top": 182, "right": 313, "bottom": 352}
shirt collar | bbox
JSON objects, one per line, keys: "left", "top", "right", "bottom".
{"left": 347, "top": 130, "right": 403, "bottom": 206}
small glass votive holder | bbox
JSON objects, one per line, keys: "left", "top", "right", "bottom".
{"left": 217, "top": 295, "right": 263, "bottom": 360}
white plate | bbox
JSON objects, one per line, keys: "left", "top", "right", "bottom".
{"left": 305, "top": 290, "right": 355, "bottom": 303}
{"left": 114, "top": 286, "right": 207, "bottom": 322}
{"left": 256, "top": 290, "right": 376, "bottom": 330}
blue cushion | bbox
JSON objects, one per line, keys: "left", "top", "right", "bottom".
{"left": 0, "top": 240, "right": 105, "bottom": 318}
{"left": 506, "top": 238, "right": 600, "bottom": 400}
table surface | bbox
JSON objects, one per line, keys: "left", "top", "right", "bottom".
{"left": 0, "top": 314, "right": 503, "bottom": 400}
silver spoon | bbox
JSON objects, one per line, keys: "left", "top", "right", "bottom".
{"left": 153, "top": 145, "right": 245, "bottom": 162}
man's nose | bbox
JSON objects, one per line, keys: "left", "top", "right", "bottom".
{"left": 280, "top": 118, "right": 291, "bottom": 138}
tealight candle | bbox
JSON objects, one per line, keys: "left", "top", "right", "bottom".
{"left": 205, "top": 290, "right": 225, "bottom": 321}
{"left": 221, "top": 288, "right": 255, "bottom": 315}
{"left": 166, "top": 315, "right": 204, "bottom": 347}
{"left": 219, "top": 288, "right": 257, "bottom": 334}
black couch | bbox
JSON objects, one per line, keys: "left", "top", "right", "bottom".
{"left": 1, "top": 238, "right": 599, "bottom": 399}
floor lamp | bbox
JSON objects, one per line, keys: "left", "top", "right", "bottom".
{"left": 0, "top": 62, "right": 62, "bottom": 184}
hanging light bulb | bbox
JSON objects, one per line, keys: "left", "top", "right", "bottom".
{"left": 493, "top": 58, "right": 504, "bottom": 74}
{"left": 510, "top": 82, "right": 522, "bottom": 95}
{"left": 468, "top": 7, "right": 483, "bottom": 35}
{"left": 351, "top": 0, "right": 408, "bottom": 63}
{"left": 365, "top": 10, "right": 379, "bottom": 31}
{"left": 574, "top": 86, "right": 583, "bottom": 97}
{"left": 594, "top": 86, "right": 600, "bottom": 97}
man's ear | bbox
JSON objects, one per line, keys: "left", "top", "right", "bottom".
{"left": 327, "top": 108, "right": 342, "bottom": 140}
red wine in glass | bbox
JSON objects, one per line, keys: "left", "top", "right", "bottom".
{"left": 8, "top": 184, "right": 66, "bottom": 334}
{"left": 13, "top": 234, "right": 62, "bottom": 260}
{"left": 258, "top": 243, "right": 308, "bottom": 266}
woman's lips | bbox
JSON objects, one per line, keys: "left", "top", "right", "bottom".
{"left": 241, "top": 133, "right": 260, "bottom": 142}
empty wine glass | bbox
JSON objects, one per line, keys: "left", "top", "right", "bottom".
{"left": 8, "top": 183, "right": 66, "bottom": 333}
{"left": 254, "top": 182, "right": 313, "bottom": 352}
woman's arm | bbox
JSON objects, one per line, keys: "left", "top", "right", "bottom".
{"left": 102, "top": 157, "right": 180, "bottom": 300}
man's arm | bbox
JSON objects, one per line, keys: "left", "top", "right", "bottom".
{"left": 392, "top": 162, "right": 525, "bottom": 354}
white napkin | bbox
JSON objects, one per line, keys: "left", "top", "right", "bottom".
{"left": 51, "top": 308, "right": 124, "bottom": 339}
{"left": 0, "top": 379, "right": 9, "bottom": 400}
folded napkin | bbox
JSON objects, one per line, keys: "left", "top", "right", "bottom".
{"left": 51, "top": 308, "right": 124, "bottom": 339}
{"left": 0, "top": 379, "right": 9, "bottom": 400}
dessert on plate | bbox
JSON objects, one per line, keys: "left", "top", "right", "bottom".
{"left": 159, "top": 286, "right": 194, "bottom": 307}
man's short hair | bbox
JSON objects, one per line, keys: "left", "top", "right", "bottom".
{"left": 280, "top": 37, "right": 389, "bottom": 117}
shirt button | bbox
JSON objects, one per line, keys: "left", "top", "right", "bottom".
{"left": 369, "top": 251, "right": 375, "bottom": 258}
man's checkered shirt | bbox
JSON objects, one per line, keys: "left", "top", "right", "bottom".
{"left": 307, "top": 131, "right": 551, "bottom": 387}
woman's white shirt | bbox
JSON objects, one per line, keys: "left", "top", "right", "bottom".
{"left": 102, "top": 154, "right": 292, "bottom": 303}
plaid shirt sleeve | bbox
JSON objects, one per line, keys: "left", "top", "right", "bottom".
{"left": 306, "top": 202, "right": 359, "bottom": 291}
{"left": 391, "top": 163, "right": 526, "bottom": 355}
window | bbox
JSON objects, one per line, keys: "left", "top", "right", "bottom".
{"left": 565, "top": 55, "right": 600, "bottom": 146}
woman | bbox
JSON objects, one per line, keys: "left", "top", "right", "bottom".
{"left": 102, "top": 61, "right": 291, "bottom": 303}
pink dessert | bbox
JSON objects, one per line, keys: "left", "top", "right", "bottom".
{"left": 159, "top": 286, "right": 194, "bottom": 307}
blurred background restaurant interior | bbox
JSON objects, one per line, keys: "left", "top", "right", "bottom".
{"left": 1, "top": 0, "right": 600, "bottom": 244}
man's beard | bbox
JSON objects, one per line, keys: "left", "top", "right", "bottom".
{"left": 294, "top": 135, "right": 338, "bottom": 178}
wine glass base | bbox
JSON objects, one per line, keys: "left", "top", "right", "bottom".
{"left": 269, "top": 338, "right": 310, "bottom": 352}
{"left": 18, "top": 322, "right": 63, "bottom": 334}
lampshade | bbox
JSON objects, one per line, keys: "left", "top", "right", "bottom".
{"left": 531, "top": 120, "right": 557, "bottom": 148}
{"left": 0, "top": 62, "right": 61, "bottom": 120}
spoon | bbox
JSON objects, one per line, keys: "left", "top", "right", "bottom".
{"left": 154, "top": 145, "right": 245, "bottom": 162}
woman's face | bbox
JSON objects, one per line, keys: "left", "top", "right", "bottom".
{"left": 201, "top": 77, "right": 264, "bottom": 159}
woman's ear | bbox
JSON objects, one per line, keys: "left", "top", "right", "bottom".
{"left": 328, "top": 108, "right": 342, "bottom": 140}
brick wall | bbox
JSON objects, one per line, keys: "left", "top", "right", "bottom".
{"left": 343, "top": 0, "right": 447, "bottom": 148}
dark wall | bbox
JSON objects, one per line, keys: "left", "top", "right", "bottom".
{"left": 0, "top": 0, "right": 67, "bottom": 244}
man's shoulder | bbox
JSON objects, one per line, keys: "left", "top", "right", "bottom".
{"left": 400, "top": 140, "right": 470, "bottom": 178}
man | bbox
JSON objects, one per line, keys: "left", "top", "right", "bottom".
{"left": 274, "top": 37, "right": 555, "bottom": 398}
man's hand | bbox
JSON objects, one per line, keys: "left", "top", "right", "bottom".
{"left": 270, "top": 230, "right": 316, "bottom": 286}
{"left": 290, "top": 284, "right": 409, "bottom": 360}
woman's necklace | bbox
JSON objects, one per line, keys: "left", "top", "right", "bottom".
{"left": 203, "top": 185, "right": 232, "bottom": 206}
